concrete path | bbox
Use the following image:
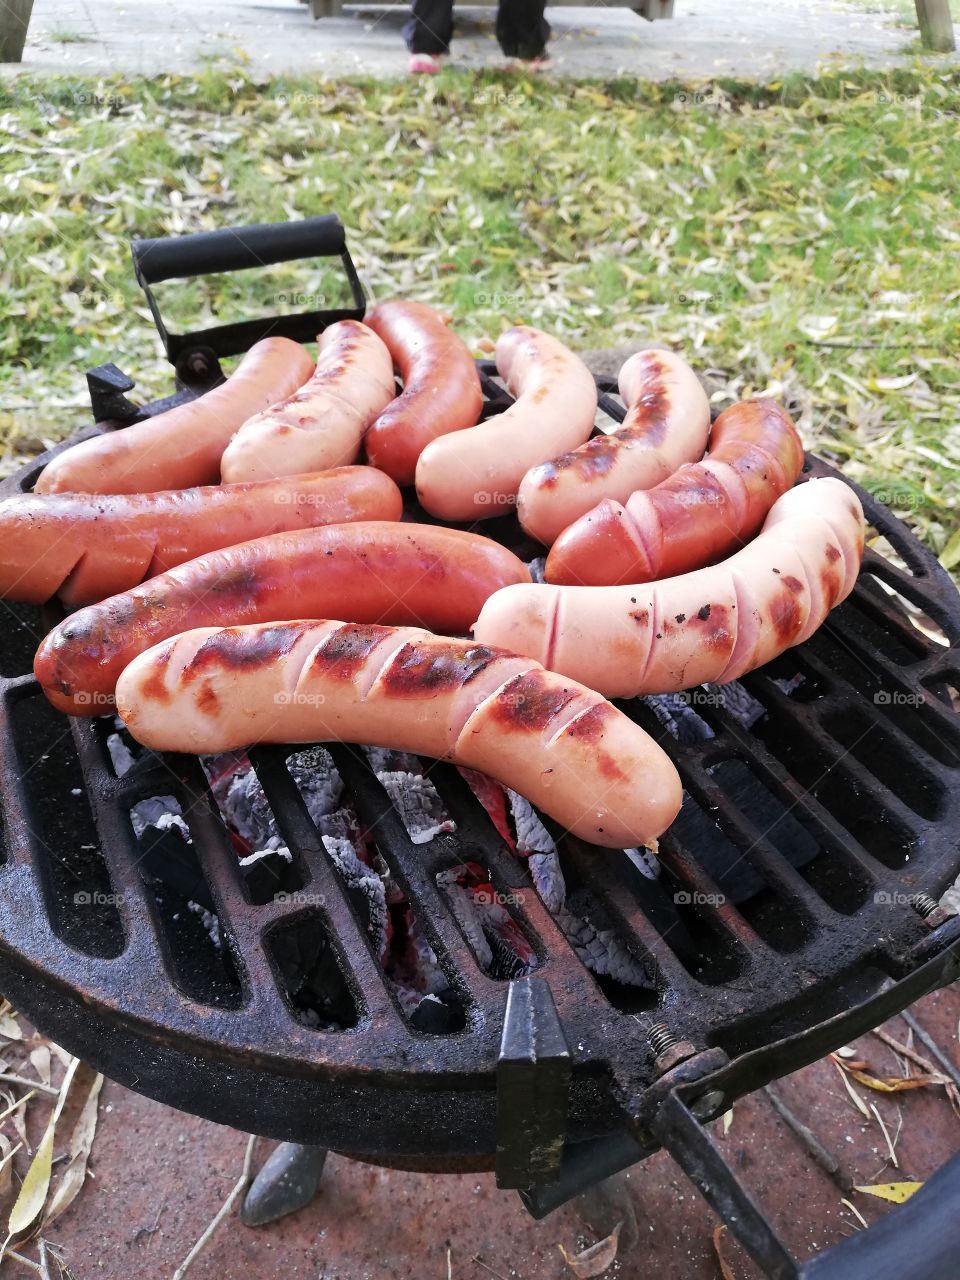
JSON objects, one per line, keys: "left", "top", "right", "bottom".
{"left": 9, "top": 0, "right": 937, "bottom": 79}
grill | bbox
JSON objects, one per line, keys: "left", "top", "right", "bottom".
{"left": 1, "top": 217, "right": 958, "bottom": 1279}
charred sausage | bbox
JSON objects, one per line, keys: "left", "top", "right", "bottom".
{"left": 114, "top": 620, "right": 682, "bottom": 849}
{"left": 220, "top": 321, "right": 395, "bottom": 482}
{"left": 35, "top": 522, "right": 532, "bottom": 716}
{"left": 415, "top": 325, "right": 598, "bottom": 522}
{"left": 517, "top": 348, "right": 711, "bottom": 547}
{"left": 0, "top": 467, "right": 401, "bottom": 607}
{"left": 474, "top": 478, "right": 864, "bottom": 698}
{"left": 545, "top": 399, "right": 805, "bottom": 585}
{"left": 34, "top": 338, "right": 315, "bottom": 495}
{"left": 363, "top": 301, "right": 484, "bottom": 486}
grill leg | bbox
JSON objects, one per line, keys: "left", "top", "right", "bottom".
{"left": 241, "top": 1142, "right": 328, "bottom": 1227}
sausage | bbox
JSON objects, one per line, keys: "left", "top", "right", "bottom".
{"left": 34, "top": 338, "right": 315, "bottom": 495}
{"left": 473, "top": 478, "right": 864, "bottom": 698}
{"left": 0, "top": 467, "right": 401, "bottom": 608}
{"left": 415, "top": 325, "right": 598, "bottom": 523}
{"left": 220, "top": 321, "right": 395, "bottom": 483}
{"left": 517, "top": 348, "right": 711, "bottom": 547}
{"left": 545, "top": 399, "right": 805, "bottom": 586}
{"left": 363, "top": 301, "right": 484, "bottom": 486}
{"left": 114, "top": 620, "right": 682, "bottom": 849}
{"left": 35, "top": 521, "right": 532, "bottom": 716}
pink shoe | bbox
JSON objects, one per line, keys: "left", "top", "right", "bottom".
{"left": 505, "top": 55, "right": 551, "bottom": 73}
{"left": 409, "top": 53, "right": 442, "bottom": 74}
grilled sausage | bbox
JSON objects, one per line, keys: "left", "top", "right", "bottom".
{"left": 220, "top": 321, "right": 395, "bottom": 483}
{"left": 114, "top": 621, "right": 683, "bottom": 848}
{"left": 474, "top": 478, "right": 864, "bottom": 698}
{"left": 546, "top": 399, "right": 805, "bottom": 586}
{"left": 35, "top": 522, "right": 532, "bottom": 716}
{"left": 517, "top": 349, "right": 711, "bottom": 547}
{"left": 415, "top": 325, "right": 598, "bottom": 522}
{"left": 34, "top": 338, "right": 315, "bottom": 495}
{"left": 363, "top": 301, "right": 484, "bottom": 486}
{"left": 0, "top": 467, "right": 401, "bottom": 608}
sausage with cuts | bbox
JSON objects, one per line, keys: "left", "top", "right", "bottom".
{"left": 114, "top": 620, "right": 683, "bottom": 849}
{"left": 35, "top": 521, "right": 532, "bottom": 716}
{"left": 517, "top": 348, "right": 711, "bottom": 547}
{"left": 220, "top": 320, "right": 395, "bottom": 483}
{"left": 474, "top": 478, "right": 864, "bottom": 698}
{"left": 546, "top": 399, "right": 805, "bottom": 585}
{"left": 34, "top": 338, "right": 315, "bottom": 495}
{"left": 363, "top": 301, "right": 484, "bottom": 486}
{"left": 415, "top": 325, "right": 598, "bottom": 522}
{"left": 0, "top": 467, "right": 401, "bottom": 607}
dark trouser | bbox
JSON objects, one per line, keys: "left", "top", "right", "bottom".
{"left": 403, "top": 0, "right": 550, "bottom": 59}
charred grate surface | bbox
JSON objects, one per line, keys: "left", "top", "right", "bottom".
{"left": 0, "top": 367, "right": 956, "bottom": 1158}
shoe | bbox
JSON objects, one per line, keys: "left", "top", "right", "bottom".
{"left": 409, "top": 53, "right": 442, "bottom": 74}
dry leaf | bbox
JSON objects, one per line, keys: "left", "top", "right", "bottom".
{"left": 847, "top": 1068, "right": 948, "bottom": 1093}
{"left": 831, "top": 1058, "right": 871, "bottom": 1117}
{"left": 43, "top": 1070, "right": 103, "bottom": 1226}
{"left": 559, "top": 1223, "right": 621, "bottom": 1278}
{"left": 7, "top": 1056, "right": 79, "bottom": 1237}
{"left": 0, "top": 1136, "right": 21, "bottom": 1200}
{"left": 0, "top": 1006, "right": 21, "bottom": 1043}
{"left": 855, "top": 1181, "right": 923, "bottom": 1204}
{"left": 722, "top": 1108, "right": 734, "bottom": 1135}
{"left": 29, "top": 1048, "right": 51, "bottom": 1089}
{"left": 713, "top": 1224, "right": 737, "bottom": 1280}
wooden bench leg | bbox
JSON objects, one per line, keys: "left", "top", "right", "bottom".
{"left": 915, "top": 0, "right": 955, "bottom": 50}
{"left": 633, "top": 0, "right": 675, "bottom": 18}
{"left": 0, "top": 0, "right": 35, "bottom": 62}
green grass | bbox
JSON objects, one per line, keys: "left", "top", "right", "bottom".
{"left": 0, "top": 64, "right": 958, "bottom": 565}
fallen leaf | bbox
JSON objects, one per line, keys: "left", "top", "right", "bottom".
{"left": 29, "top": 1048, "right": 51, "bottom": 1089}
{"left": 7, "top": 1056, "right": 79, "bottom": 1237}
{"left": 43, "top": 1069, "right": 104, "bottom": 1226}
{"left": 855, "top": 1181, "right": 923, "bottom": 1204}
{"left": 0, "top": 1136, "right": 21, "bottom": 1200}
{"left": 873, "top": 373, "right": 918, "bottom": 392}
{"left": 559, "top": 1223, "right": 621, "bottom": 1278}
{"left": 831, "top": 1058, "right": 871, "bottom": 1117}
{"left": 847, "top": 1067, "right": 948, "bottom": 1093}
{"left": 712, "top": 1224, "right": 737, "bottom": 1280}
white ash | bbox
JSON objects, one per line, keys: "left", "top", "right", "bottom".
{"left": 526, "top": 557, "right": 546, "bottom": 584}
{"left": 554, "top": 906, "right": 653, "bottom": 987}
{"left": 238, "top": 846, "right": 293, "bottom": 868}
{"left": 219, "top": 746, "right": 345, "bottom": 849}
{"left": 437, "top": 874, "right": 494, "bottom": 971}
{"left": 187, "top": 900, "right": 221, "bottom": 949}
{"left": 363, "top": 747, "right": 455, "bottom": 844}
{"left": 321, "top": 834, "right": 390, "bottom": 958}
{"left": 624, "top": 846, "right": 660, "bottom": 881}
{"left": 106, "top": 731, "right": 136, "bottom": 776}
{"left": 131, "top": 798, "right": 188, "bottom": 840}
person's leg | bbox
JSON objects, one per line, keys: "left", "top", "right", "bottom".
{"left": 402, "top": 0, "right": 454, "bottom": 54}
{"left": 496, "top": 0, "right": 550, "bottom": 60}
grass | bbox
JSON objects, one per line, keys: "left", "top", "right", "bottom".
{"left": 0, "top": 63, "right": 958, "bottom": 565}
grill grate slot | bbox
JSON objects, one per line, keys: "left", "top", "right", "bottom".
{"left": 266, "top": 913, "right": 359, "bottom": 1031}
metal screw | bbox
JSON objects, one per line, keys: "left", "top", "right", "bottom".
{"left": 910, "top": 893, "right": 939, "bottom": 918}
{"left": 649, "top": 1023, "right": 696, "bottom": 1074}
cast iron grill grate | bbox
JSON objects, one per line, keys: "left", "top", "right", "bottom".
{"left": 0, "top": 364, "right": 957, "bottom": 1176}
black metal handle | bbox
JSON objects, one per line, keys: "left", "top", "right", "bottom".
{"left": 129, "top": 214, "right": 366, "bottom": 378}
{"left": 800, "top": 1152, "right": 960, "bottom": 1280}
{"left": 131, "top": 214, "right": 347, "bottom": 285}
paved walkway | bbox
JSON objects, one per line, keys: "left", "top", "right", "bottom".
{"left": 9, "top": 0, "right": 942, "bottom": 78}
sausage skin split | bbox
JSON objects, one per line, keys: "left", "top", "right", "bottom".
{"left": 415, "top": 325, "right": 598, "bottom": 523}
{"left": 0, "top": 467, "right": 402, "bottom": 607}
{"left": 474, "top": 478, "right": 864, "bottom": 699}
{"left": 363, "top": 301, "right": 484, "bottom": 486}
{"left": 114, "top": 621, "right": 683, "bottom": 849}
{"left": 34, "top": 338, "right": 315, "bottom": 496}
{"left": 517, "top": 349, "right": 711, "bottom": 547}
{"left": 35, "top": 521, "right": 532, "bottom": 716}
{"left": 220, "top": 321, "right": 395, "bottom": 483}
{"left": 546, "top": 399, "right": 805, "bottom": 586}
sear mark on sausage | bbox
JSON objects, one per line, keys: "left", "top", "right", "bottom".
{"left": 183, "top": 623, "right": 310, "bottom": 681}
{"left": 312, "top": 623, "right": 395, "bottom": 679}
{"left": 140, "top": 645, "right": 174, "bottom": 704}
{"left": 491, "top": 671, "right": 579, "bottom": 730}
{"left": 565, "top": 704, "right": 629, "bottom": 782}
{"left": 825, "top": 543, "right": 842, "bottom": 564}
{"left": 382, "top": 641, "right": 501, "bottom": 694}
{"left": 769, "top": 586, "right": 804, "bottom": 643}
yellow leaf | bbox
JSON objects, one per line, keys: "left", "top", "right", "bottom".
{"left": 854, "top": 1181, "right": 923, "bottom": 1204}
{"left": 8, "top": 1056, "right": 79, "bottom": 1236}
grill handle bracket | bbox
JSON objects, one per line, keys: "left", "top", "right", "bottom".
{"left": 495, "top": 977, "right": 571, "bottom": 1190}
{"left": 130, "top": 214, "right": 366, "bottom": 379}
